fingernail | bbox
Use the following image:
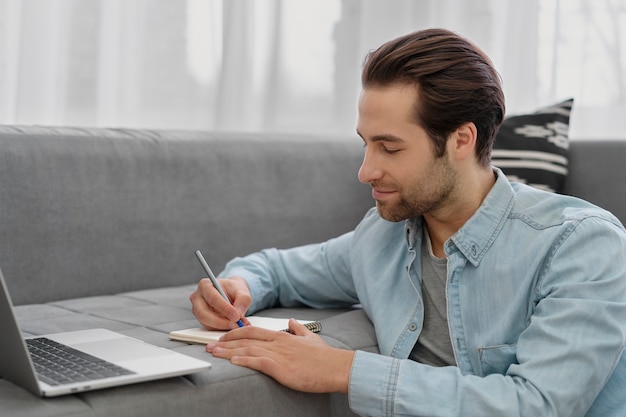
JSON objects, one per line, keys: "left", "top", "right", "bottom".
{"left": 206, "top": 343, "right": 215, "bottom": 352}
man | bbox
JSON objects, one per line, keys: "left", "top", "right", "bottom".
{"left": 190, "top": 29, "right": 626, "bottom": 416}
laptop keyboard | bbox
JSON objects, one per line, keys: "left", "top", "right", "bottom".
{"left": 26, "top": 337, "right": 135, "bottom": 386}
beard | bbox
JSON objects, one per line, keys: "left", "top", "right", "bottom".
{"left": 374, "top": 155, "right": 458, "bottom": 222}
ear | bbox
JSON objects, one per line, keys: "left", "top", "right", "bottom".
{"left": 449, "top": 122, "right": 477, "bottom": 162}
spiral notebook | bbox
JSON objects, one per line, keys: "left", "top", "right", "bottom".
{"left": 169, "top": 316, "right": 322, "bottom": 344}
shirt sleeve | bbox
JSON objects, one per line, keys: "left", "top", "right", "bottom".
{"left": 220, "top": 230, "right": 359, "bottom": 314}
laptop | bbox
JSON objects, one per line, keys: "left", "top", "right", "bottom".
{"left": 0, "top": 269, "right": 211, "bottom": 397}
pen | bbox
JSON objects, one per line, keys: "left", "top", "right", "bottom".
{"left": 195, "top": 250, "right": 244, "bottom": 328}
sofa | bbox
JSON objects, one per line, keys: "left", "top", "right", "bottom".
{"left": 0, "top": 124, "right": 625, "bottom": 417}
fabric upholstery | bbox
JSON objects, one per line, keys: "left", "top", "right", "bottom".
{"left": 563, "top": 139, "right": 626, "bottom": 222}
{"left": 0, "top": 127, "right": 371, "bottom": 305}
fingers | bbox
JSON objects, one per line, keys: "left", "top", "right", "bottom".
{"left": 190, "top": 290, "right": 235, "bottom": 330}
{"left": 207, "top": 340, "right": 278, "bottom": 372}
{"left": 206, "top": 329, "right": 290, "bottom": 361}
{"left": 189, "top": 277, "right": 251, "bottom": 330}
{"left": 207, "top": 324, "right": 318, "bottom": 358}
{"left": 228, "top": 277, "right": 252, "bottom": 318}
{"left": 218, "top": 324, "right": 281, "bottom": 342}
{"left": 287, "top": 318, "right": 311, "bottom": 336}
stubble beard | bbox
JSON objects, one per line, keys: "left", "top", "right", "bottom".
{"left": 375, "top": 156, "right": 458, "bottom": 222}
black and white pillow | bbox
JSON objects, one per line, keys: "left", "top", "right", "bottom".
{"left": 492, "top": 98, "right": 573, "bottom": 193}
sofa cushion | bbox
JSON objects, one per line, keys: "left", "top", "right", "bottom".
{"left": 492, "top": 98, "right": 573, "bottom": 193}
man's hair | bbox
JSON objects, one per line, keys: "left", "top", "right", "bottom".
{"left": 362, "top": 28, "right": 505, "bottom": 167}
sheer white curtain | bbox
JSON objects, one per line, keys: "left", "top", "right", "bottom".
{"left": 0, "top": 0, "right": 624, "bottom": 138}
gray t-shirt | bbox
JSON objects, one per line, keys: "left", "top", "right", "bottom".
{"left": 409, "top": 230, "right": 456, "bottom": 366}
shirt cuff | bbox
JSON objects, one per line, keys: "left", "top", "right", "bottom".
{"left": 349, "top": 350, "right": 400, "bottom": 417}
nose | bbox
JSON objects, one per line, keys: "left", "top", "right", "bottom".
{"left": 358, "top": 148, "right": 383, "bottom": 184}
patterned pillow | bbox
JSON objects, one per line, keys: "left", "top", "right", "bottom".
{"left": 492, "top": 98, "right": 573, "bottom": 193}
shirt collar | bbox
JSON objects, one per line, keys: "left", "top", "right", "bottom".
{"left": 403, "top": 168, "right": 515, "bottom": 265}
{"left": 447, "top": 168, "right": 515, "bottom": 266}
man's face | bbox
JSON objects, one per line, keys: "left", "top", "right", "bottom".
{"left": 356, "top": 84, "right": 458, "bottom": 222}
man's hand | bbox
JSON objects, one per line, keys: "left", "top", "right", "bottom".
{"left": 206, "top": 318, "right": 354, "bottom": 394}
{"left": 190, "top": 276, "right": 252, "bottom": 330}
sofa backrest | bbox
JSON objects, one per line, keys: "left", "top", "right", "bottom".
{"left": 563, "top": 140, "right": 626, "bottom": 223}
{"left": 0, "top": 126, "right": 372, "bottom": 305}
{"left": 1, "top": 125, "right": 624, "bottom": 305}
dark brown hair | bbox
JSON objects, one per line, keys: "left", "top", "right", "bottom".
{"left": 362, "top": 28, "right": 505, "bottom": 167}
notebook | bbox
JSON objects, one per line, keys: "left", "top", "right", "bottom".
{"left": 0, "top": 268, "right": 211, "bottom": 397}
{"left": 170, "top": 316, "right": 322, "bottom": 344}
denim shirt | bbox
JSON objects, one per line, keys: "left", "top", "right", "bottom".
{"left": 222, "top": 169, "right": 626, "bottom": 417}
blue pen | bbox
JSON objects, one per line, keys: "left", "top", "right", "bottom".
{"left": 195, "top": 250, "right": 244, "bottom": 327}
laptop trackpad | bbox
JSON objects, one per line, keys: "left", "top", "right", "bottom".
{"left": 73, "top": 338, "right": 171, "bottom": 362}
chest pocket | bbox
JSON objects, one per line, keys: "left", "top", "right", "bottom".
{"left": 478, "top": 343, "right": 518, "bottom": 376}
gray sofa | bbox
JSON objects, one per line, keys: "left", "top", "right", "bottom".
{"left": 0, "top": 125, "right": 624, "bottom": 417}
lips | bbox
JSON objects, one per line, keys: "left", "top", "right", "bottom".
{"left": 371, "top": 188, "right": 397, "bottom": 200}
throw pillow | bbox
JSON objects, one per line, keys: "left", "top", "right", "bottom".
{"left": 492, "top": 98, "right": 573, "bottom": 193}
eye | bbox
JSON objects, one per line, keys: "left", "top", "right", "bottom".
{"left": 383, "top": 147, "right": 401, "bottom": 154}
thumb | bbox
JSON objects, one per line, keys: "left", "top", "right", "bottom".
{"left": 287, "top": 318, "right": 310, "bottom": 336}
{"left": 232, "top": 298, "right": 249, "bottom": 320}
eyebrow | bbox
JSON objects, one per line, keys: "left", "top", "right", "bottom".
{"left": 356, "top": 129, "right": 405, "bottom": 144}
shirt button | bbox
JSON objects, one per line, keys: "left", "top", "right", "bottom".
{"left": 471, "top": 245, "right": 477, "bottom": 256}
{"left": 408, "top": 323, "right": 417, "bottom": 331}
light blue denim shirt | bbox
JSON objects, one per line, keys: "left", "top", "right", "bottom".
{"left": 222, "top": 169, "right": 626, "bottom": 417}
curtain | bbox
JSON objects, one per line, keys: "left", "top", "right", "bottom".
{"left": 0, "top": 0, "right": 624, "bottom": 139}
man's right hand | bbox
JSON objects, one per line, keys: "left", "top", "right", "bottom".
{"left": 190, "top": 276, "right": 252, "bottom": 330}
